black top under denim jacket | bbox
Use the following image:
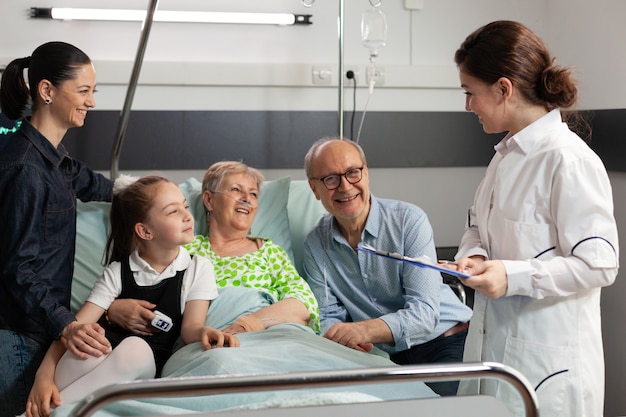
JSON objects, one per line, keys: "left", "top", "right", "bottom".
{"left": 98, "top": 256, "right": 185, "bottom": 375}
{"left": 0, "top": 119, "right": 112, "bottom": 344}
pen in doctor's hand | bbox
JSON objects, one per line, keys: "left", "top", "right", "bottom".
{"left": 438, "top": 260, "right": 472, "bottom": 269}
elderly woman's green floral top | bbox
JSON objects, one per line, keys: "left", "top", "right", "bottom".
{"left": 185, "top": 235, "right": 320, "bottom": 333}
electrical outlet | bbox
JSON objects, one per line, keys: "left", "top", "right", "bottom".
{"left": 344, "top": 66, "right": 360, "bottom": 83}
{"left": 312, "top": 66, "right": 332, "bottom": 85}
{"left": 404, "top": 0, "right": 424, "bottom": 10}
{"left": 366, "top": 65, "right": 385, "bottom": 86}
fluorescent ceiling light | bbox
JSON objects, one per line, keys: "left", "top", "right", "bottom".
{"left": 30, "top": 8, "right": 312, "bottom": 26}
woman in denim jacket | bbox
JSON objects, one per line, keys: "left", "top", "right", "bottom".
{"left": 0, "top": 41, "right": 112, "bottom": 416}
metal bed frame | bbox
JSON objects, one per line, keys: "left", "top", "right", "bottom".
{"left": 68, "top": 362, "right": 539, "bottom": 417}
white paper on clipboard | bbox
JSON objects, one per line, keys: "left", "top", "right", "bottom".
{"left": 357, "top": 243, "right": 472, "bottom": 279}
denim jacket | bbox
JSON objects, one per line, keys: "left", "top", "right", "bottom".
{"left": 0, "top": 120, "right": 112, "bottom": 344}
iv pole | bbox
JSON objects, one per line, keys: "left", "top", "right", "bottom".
{"left": 338, "top": 0, "right": 345, "bottom": 138}
{"left": 110, "top": 0, "right": 159, "bottom": 180}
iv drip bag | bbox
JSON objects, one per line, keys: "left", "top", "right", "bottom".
{"left": 361, "top": 8, "right": 387, "bottom": 57}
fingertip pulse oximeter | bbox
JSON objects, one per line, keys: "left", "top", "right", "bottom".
{"left": 151, "top": 310, "right": 173, "bottom": 332}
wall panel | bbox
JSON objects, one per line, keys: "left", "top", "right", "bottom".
{"left": 62, "top": 109, "right": 626, "bottom": 172}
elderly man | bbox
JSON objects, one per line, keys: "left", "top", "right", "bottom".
{"left": 302, "top": 137, "right": 472, "bottom": 396}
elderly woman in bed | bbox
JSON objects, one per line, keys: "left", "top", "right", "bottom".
{"left": 107, "top": 161, "right": 319, "bottom": 335}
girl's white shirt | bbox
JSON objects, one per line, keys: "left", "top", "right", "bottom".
{"left": 86, "top": 247, "right": 218, "bottom": 314}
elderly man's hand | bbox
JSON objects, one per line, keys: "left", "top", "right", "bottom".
{"left": 323, "top": 322, "right": 374, "bottom": 353}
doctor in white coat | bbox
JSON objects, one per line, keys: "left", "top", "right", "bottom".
{"left": 451, "top": 20, "right": 619, "bottom": 417}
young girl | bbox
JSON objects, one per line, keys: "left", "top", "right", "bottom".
{"left": 25, "top": 175, "right": 239, "bottom": 417}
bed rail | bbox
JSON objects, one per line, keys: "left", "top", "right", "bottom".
{"left": 67, "top": 361, "right": 538, "bottom": 417}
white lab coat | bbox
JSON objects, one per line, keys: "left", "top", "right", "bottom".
{"left": 457, "top": 109, "right": 619, "bottom": 417}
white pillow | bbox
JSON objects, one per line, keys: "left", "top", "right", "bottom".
{"left": 287, "top": 180, "right": 327, "bottom": 275}
{"left": 178, "top": 177, "right": 209, "bottom": 237}
{"left": 250, "top": 176, "right": 293, "bottom": 260}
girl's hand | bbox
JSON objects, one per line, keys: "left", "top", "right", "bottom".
{"left": 25, "top": 375, "right": 60, "bottom": 417}
{"left": 200, "top": 327, "right": 240, "bottom": 349}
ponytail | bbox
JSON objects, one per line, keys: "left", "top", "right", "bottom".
{"left": 0, "top": 56, "right": 31, "bottom": 120}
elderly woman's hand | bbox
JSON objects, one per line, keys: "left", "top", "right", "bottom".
{"left": 222, "top": 298, "right": 311, "bottom": 334}
{"left": 223, "top": 314, "right": 265, "bottom": 334}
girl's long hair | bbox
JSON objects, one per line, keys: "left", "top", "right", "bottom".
{"left": 105, "top": 176, "right": 172, "bottom": 264}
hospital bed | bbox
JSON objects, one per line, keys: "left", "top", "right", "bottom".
{"left": 67, "top": 178, "right": 538, "bottom": 417}
{"left": 62, "top": 3, "right": 537, "bottom": 414}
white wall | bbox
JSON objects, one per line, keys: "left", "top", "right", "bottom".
{"left": 546, "top": 1, "right": 626, "bottom": 110}
{"left": 6, "top": 1, "right": 624, "bottom": 111}
{"left": 3, "top": 1, "right": 626, "bottom": 110}
{"left": 0, "top": 0, "right": 547, "bottom": 112}
{"left": 2, "top": 0, "right": 626, "bottom": 414}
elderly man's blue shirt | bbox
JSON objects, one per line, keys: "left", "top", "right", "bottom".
{"left": 303, "top": 195, "right": 472, "bottom": 354}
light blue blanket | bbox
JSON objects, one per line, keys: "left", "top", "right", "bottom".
{"left": 52, "top": 288, "right": 437, "bottom": 416}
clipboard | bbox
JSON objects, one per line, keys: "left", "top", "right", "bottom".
{"left": 357, "top": 243, "right": 471, "bottom": 279}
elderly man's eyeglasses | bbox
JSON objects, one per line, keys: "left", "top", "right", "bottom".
{"left": 311, "top": 167, "right": 364, "bottom": 190}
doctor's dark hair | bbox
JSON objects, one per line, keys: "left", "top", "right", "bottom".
{"left": 454, "top": 20, "right": 591, "bottom": 141}
{"left": 0, "top": 41, "right": 91, "bottom": 120}
{"left": 304, "top": 137, "right": 368, "bottom": 179}
{"left": 105, "top": 176, "right": 173, "bottom": 264}
{"left": 454, "top": 20, "right": 577, "bottom": 111}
